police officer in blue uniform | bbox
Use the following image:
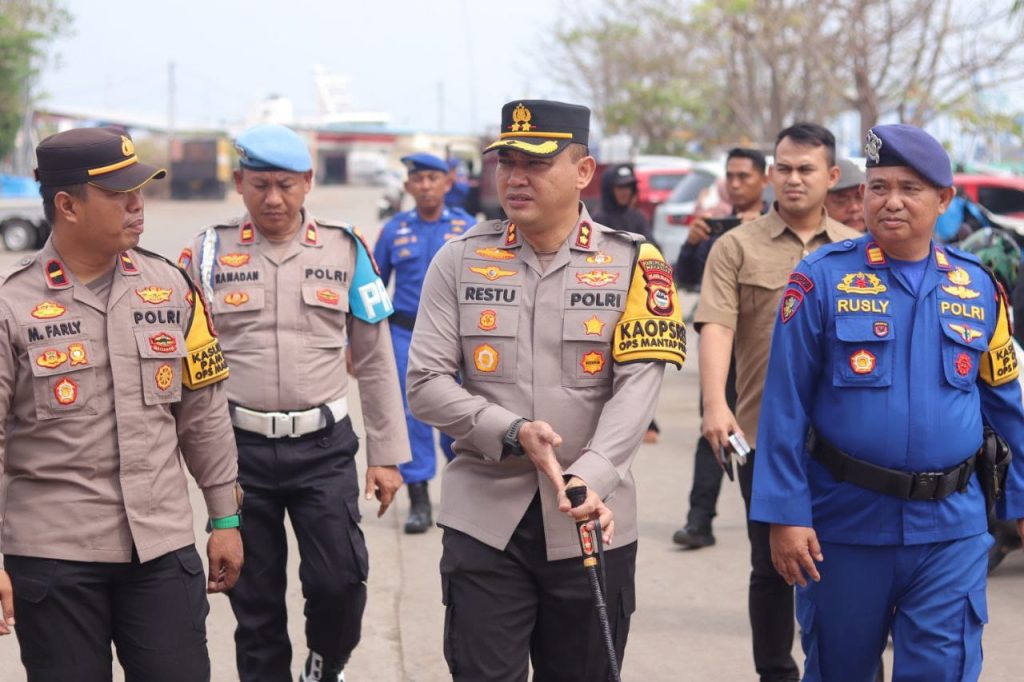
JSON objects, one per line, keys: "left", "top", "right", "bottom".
{"left": 374, "top": 153, "right": 475, "bottom": 533}
{"left": 751, "top": 124, "right": 1024, "bottom": 681}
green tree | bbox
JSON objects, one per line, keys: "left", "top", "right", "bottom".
{"left": 0, "top": 0, "right": 71, "bottom": 161}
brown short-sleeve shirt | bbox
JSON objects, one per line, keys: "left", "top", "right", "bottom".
{"left": 695, "top": 207, "right": 859, "bottom": 441}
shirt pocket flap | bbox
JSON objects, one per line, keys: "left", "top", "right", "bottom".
{"left": 940, "top": 320, "right": 987, "bottom": 349}
{"left": 134, "top": 329, "right": 188, "bottom": 359}
{"left": 459, "top": 304, "right": 519, "bottom": 336}
{"left": 213, "top": 286, "right": 265, "bottom": 314}
{"left": 301, "top": 283, "right": 350, "bottom": 312}
{"left": 28, "top": 340, "right": 96, "bottom": 378}
{"left": 835, "top": 315, "right": 895, "bottom": 342}
{"left": 737, "top": 266, "right": 793, "bottom": 291}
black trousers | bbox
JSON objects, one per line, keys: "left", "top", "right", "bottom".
{"left": 5, "top": 546, "right": 210, "bottom": 682}
{"left": 685, "top": 359, "right": 738, "bottom": 533}
{"left": 229, "top": 417, "right": 369, "bottom": 682}
{"left": 738, "top": 449, "right": 800, "bottom": 682}
{"left": 440, "top": 494, "right": 637, "bottom": 682}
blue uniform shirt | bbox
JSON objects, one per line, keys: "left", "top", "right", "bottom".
{"left": 751, "top": 235, "right": 1024, "bottom": 545}
{"left": 374, "top": 207, "right": 475, "bottom": 315}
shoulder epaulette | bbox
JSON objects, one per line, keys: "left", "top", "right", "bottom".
{"left": 804, "top": 238, "right": 858, "bottom": 265}
{"left": 314, "top": 218, "right": 355, "bottom": 231}
{"left": 134, "top": 246, "right": 202, "bottom": 293}
{"left": 605, "top": 228, "right": 644, "bottom": 244}
{"left": 945, "top": 244, "right": 983, "bottom": 266}
{"left": 0, "top": 254, "right": 37, "bottom": 286}
{"left": 460, "top": 219, "right": 505, "bottom": 240}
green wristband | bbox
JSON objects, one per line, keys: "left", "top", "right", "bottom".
{"left": 211, "top": 514, "right": 241, "bottom": 530}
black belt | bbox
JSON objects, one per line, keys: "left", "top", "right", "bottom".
{"left": 390, "top": 310, "right": 416, "bottom": 331}
{"left": 809, "top": 431, "right": 977, "bottom": 501}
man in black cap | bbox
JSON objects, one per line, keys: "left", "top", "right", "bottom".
{"left": 407, "top": 99, "right": 685, "bottom": 680}
{"left": 0, "top": 127, "right": 242, "bottom": 680}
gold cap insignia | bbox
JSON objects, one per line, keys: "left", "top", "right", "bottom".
{"left": 510, "top": 103, "right": 533, "bottom": 132}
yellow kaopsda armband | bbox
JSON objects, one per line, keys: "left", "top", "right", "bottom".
{"left": 612, "top": 242, "right": 686, "bottom": 368}
{"left": 980, "top": 294, "right": 1019, "bottom": 386}
{"left": 182, "top": 290, "right": 229, "bottom": 389}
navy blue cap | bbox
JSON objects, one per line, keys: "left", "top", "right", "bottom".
{"left": 864, "top": 124, "right": 952, "bottom": 188}
{"left": 235, "top": 124, "right": 312, "bottom": 173}
{"left": 484, "top": 100, "right": 590, "bottom": 158}
{"left": 401, "top": 153, "right": 448, "bottom": 174}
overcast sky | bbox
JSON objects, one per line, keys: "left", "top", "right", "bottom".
{"left": 38, "top": 0, "right": 574, "bottom": 135}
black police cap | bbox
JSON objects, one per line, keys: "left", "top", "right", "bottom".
{"left": 483, "top": 100, "right": 590, "bottom": 158}
{"left": 35, "top": 127, "right": 166, "bottom": 191}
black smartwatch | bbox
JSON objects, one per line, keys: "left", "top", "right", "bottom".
{"left": 502, "top": 418, "right": 530, "bottom": 458}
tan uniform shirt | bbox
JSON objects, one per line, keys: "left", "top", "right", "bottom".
{"left": 182, "top": 211, "right": 410, "bottom": 467}
{"left": 696, "top": 206, "right": 860, "bottom": 441}
{"left": 0, "top": 241, "right": 239, "bottom": 564}
{"left": 408, "top": 207, "right": 667, "bottom": 560}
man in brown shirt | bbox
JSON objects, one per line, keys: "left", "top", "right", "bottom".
{"left": 181, "top": 123, "right": 409, "bottom": 682}
{"left": 697, "top": 123, "right": 858, "bottom": 682}
{"left": 0, "top": 128, "right": 242, "bottom": 681}
{"left": 408, "top": 100, "right": 685, "bottom": 680}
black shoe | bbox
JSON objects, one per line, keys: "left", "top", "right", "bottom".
{"left": 672, "top": 526, "right": 716, "bottom": 549}
{"left": 299, "top": 651, "right": 345, "bottom": 681}
{"left": 404, "top": 481, "right": 433, "bottom": 534}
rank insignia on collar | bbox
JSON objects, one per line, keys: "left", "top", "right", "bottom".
{"left": 224, "top": 291, "right": 249, "bottom": 307}
{"left": 587, "top": 252, "right": 612, "bottom": 265}
{"left": 580, "top": 350, "right": 606, "bottom": 375}
{"left": 469, "top": 265, "right": 517, "bottom": 281}
{"left": 135, "top": 286, "right": 173, "bottom": 304}
{"left": 941, "top": 284, "right": 981, "bottom": 300}
{"left": 575, "top": 222, "right": 593, "bottom": 249}
{"left": 576, "top": 270, "right": 619, "bottom": 287}
{"left": 873, "top": 321, "right": 890, "bottom": 337}
{"left": 53, "top": 376, "right": 78, "bottom": 405}
{"left": 68, "top": 342, "right": 88, "bottom": 366}
{"left": 45, "top": 259, "right": 69, "bottom": 288}
{"left": 780, "top": 288, "right": 803, "bottom": 323}
{"left": 35, "top": 349, "right": 68, "bottom": 369}
{"left": 31, "top": 300, "right": 66, "bottom": 319}
{"left": 837, "top": 272, "right": 887, "bottom": 295}
{"left": 473, "top": 343, "right": 499, "bottom": 372}
{"left": 955, "top": 351, "right": 973, "bottom": 377}
{"left": 148, "top": 332, "right": 178, "bottom": 354}
{"left": 475, "top": 247, "right": 516, "bottom": 261}
{"left": 865, "top": 130, "right": 882, "bottom": 164}
{"left": 177, "top": 248, "right": 193, "bottom": 269}
{"left": 849, "top": 349, "right": 876, "bottom": 375}
{"left": 118, "top": 252, "right": 138, "bottom": 274}
{"left": 219, "top": 253, "right": 251, "bottom": 268}
{"left": 240, "top": 222, "right": 255, "bottom": 243}
{"left": 949, "top": 323, "right": 984, "bottom": 344}
{"left": 584, "top": 315, "right": 605, "bottom": 335}
{"left": 316, "top": 288, "right": 340, "bottom": 306}
{"left": 947, "top": 267, "right": 971, "bottom": 286}
{"left": 304, "top": 223, "right": 318, "bottom": 245}
{"left": 504, "top": 223, "right": 518, "bottom": 246}
{"left": 865, "top": 243, "right": 886, "bottom": 266}
{"left": 478, "top": 309, "right": 497, "bottom": 331}
{"left": 155, "top": 363, "right": 174, "bottom": 391}
{"left": 934, "top": 248, "right": 952, "bottom": 271}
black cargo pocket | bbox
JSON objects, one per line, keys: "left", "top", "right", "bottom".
{"left": 614, "top": 583, "right": 637, "bottom": 656}
{"left": 344, "top": 500, "right": 369, "bottom": 582}
{"left": 441, "top": 574, "right": 458, "bottom": 676}
{"left": 832, "top": 315, "right": 895, "bottom": 387}
{"left": 174, "top": 546, "right": 210, "bottom": 632}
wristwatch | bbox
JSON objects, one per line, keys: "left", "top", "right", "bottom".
{"left": 502, "top": 417, "right": 531, "bottom": 458}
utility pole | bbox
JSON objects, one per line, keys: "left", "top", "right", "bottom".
{"left": 167, "top": 61, "right": 176, "bottom": 159}
{"left": 437, "top": 81, "right": 445, "bottom": 134}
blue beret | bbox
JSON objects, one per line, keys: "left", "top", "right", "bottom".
{"left": 401, "top": 153, "right": 448, "bottom": 174}
{"left": 864, "top": 124, "right": 952, "bottom": 188}
{"left": 235, "top": 124, "right": 312, "bottom": 173}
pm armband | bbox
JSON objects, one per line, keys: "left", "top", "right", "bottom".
{"left": 182, "top": 288, "right": 229, "bottom": 389}
{"left": 612, "top": 242, "right": 687, "bottom": 367}
{"left": 980, "top": 337, "right": 1019, "bottom": 386}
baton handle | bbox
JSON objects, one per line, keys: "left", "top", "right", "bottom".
{"left": 566, "top": 484, "right": 597, "bottom": 565}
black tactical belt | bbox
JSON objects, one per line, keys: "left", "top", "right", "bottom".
{"left": 390, "top": 310, "right": 417, "bottom": 331}
{"left": 809, "top": 431, "right": 977, "bottom": 501}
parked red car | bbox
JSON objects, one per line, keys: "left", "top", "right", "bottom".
{"left": 633, "top": 166, "right": 692, "bottom": 222}
{"left": 953, "top": 174, "right": 1024, "bottom": 218}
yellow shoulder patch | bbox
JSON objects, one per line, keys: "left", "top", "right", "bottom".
{"left": 182, "top": 290, "right": 229, "bottom": 389}
{"left": 980, "top": 292, "right": 1019, "bottom": 386}
{"left": 612, "top": 242, "right": 686, "bottom": 367}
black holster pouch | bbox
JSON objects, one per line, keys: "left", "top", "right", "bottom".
{"left": 979, "top": 426, "right": 1012, "bottom": 514}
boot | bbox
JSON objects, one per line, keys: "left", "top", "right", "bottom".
{"left": 404, "top": 481, "right": 432, "bottom": 534}
{"left": 299, "top": 651, "right": 345, "bottom": 682}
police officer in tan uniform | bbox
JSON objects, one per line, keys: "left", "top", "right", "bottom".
{"left": 0, "top": 127, "right": 242, "bottom": 681}
{"left": 180, "top": 123, "right": 409, "bottom": 682}
{"left": 407, "top": 100, "right": 686, "bottom": 681}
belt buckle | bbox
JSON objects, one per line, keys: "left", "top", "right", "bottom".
{"left": 268, "top": 412, "right": 294, "bottom": 438}
{"left": 911, "top": 472, "right": 941, "bottom": 500}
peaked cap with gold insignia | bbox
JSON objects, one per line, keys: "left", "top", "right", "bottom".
{"left": 483, "top": 99, "right": 590, "bottom": 158}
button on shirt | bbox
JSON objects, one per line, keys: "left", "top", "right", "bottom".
{"left": 751, "top": 237, "right": 1024, "bottom": 544}
{"left": 695, "top": 207, "right": 859, "bottom": 441}
{"left": 374, "top": 207, "right": 475, "bottom": 315}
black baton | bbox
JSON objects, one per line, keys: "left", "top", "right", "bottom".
{"left": 566, "top": 484, "right": 622, "bottom": 682}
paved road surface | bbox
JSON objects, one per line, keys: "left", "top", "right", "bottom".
{"left": 1, "top": 185, "right": 1023, "bottom": 680}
